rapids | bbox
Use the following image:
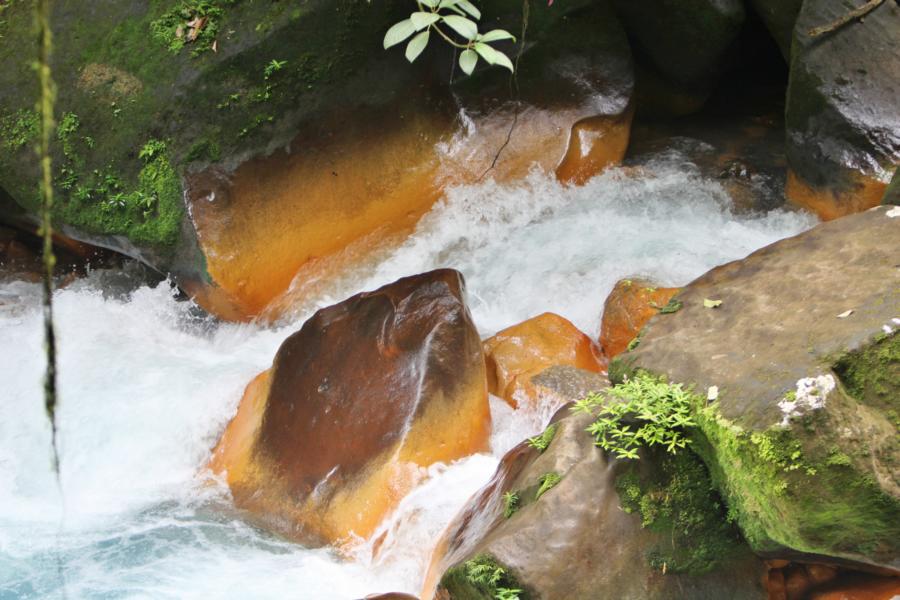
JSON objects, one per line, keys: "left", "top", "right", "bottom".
{"left": 0, "top": 151, "right": 815, "bottom": 599}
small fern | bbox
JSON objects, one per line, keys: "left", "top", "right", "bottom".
{"left": 535, "top": 472, "right": 561, "bottom": 500}
{"left": 502, "top": 491, "right": 519, "bottom": 518}
{"left": 525, "top": 423, "right": 558, "bottom": 453}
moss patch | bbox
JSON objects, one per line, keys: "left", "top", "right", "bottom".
{"left": 833, "top": 332, "right": 899, "bottom": 421}
{"left": 615, "top": 448, "right": 744, "bottom": 575}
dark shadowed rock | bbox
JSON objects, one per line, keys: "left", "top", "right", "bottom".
{"left": 784, "top": 0, "right": 900, "bottom": 219}
{"left": 625, "top": 206, "right": 900, "bottom": 571}
{"left": 209, "top": 269, "right": 491, "bottom": 545}
{"left": 612, "top": 0, "right": 745, "bottom": 87}
{"left": 749, "top": 0, "right": 804, "bottom": 60}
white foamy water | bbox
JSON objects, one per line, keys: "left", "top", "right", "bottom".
{"left": 0, "top": 153, "right": 815, "bottom": 600}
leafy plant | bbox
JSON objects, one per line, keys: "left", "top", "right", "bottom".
{"left": 383, "top": 0, "right": 517, "bottom": 75}
{"left": 658, "top": 297, "right": 683, "bottom": 314}
{"left": 502, "top": 490, "right": 519, "bottom": 518}
{"left": 495, "top": 588, "right": 522, "bottom": 600}
{"left": 466, "top": 558, "right": 505, "bottom": 588}
{"left": 263, "top": 59, "right": 287, "bottom": 80}
{"left": 525, "top": 423, "right": 557, "bottom": 453}
{"left": 139, "top": 139, "right": 167, "bottom": 163}
{"left": 574, "top": 374, "right": 697, "bottom": 459}
{"left": 535, "top": 472, "right": 561, "bottom": 499}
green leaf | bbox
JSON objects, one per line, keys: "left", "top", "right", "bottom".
{"left": 405, "top": 30, "right": 430, "bottom": 62}
{"left": 458, "top": 48, "right": 478, "bottom": 74}
{"left": 703, "top": 298, "right": 723, "bottom": 309}
{"left": 384, "top": 18, "right": 416, "bottom": 49}
{"left": 478, "top": 29, "right": 516, "bottom": 43}
{"left": 441, "top": 14, "right": 478, "bottom": 40}
{"left": 455, "top": 0, "right": 482, "bottom": 19}
{"left": 474, "top": 42, "right": 514, "bottom": 72}
{"left": 410, "top": 11, "right": 440, "bottom": 30}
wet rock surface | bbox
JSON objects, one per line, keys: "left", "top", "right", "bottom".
{"left": 210, "top": 269, "right": 491, "bottom": 545}
{"left": 428, "top": 404, "right": 767, "bottom": 600}
{"left": 483, "top": 312, "right": 606, "bottom": 409}
{"left": 599, "top": 277, "right": 679, "bottom": 359}
{"left": 626, "top": 206, "right": 900, "bottom": 571}
{"left": 784, "top": 0, "right": 900, "bottom": 219}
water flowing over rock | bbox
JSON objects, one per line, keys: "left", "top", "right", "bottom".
{"left": 209, "top": 269, "right": 490, "bottom": 546}
{"left": 784, "top": 0, "right": 900, "bottom": 219}
{"left": 483, "top": 312, "right": 606, "bottom": 409}
{"left": 625, "top": 206, "right": 900, "bottom": 572}
{"left": 599, "top": 277, "right": 680, "bottom": 359}
{"left": 426, "top": 398, "right": 768, "bottom": 600}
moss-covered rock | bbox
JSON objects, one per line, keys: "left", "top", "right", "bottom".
{"left": 784, "top": 0, "right": 900, "bottom": 219}
{"left": 430, "top": 380, "right": 767, "bottom": 600}
{"left": 627, "top": 206, "right": 900, "bottom": 572}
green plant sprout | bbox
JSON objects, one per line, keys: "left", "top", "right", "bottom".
{"left": 502, "top": 490, "right": 520, "bottom": 518}
{"left": 525, "top": 423, "right": 557, "bottom": 453}
{"left": 574, "top": 373, "right": 696, "bottom": 459}
{"left": 535, "top": 472, "right": 561, "bottom": 499}
{"left": 383, "top": 0, "right": 517, "bottom": 75}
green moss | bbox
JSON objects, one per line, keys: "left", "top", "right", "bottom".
{"left": 150, "top": 0, "right": 238, "bottom": 56}
{"left": 439, "top": 554, "right": 529, "bottom": 600}
{"left": 0, "top": 108, "right": 39, "bottom": 150}
{"left": 615, "top": 448, "right": 743, "bottom": 575}
{"left": 833, "top": 332, "right": 899, "bottom": 416}
{"left": 692, "top": 404, "right": 900, "bottom": 559}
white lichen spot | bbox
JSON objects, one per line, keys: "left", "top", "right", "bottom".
{"left": 884, "top": 324, "right": 895, "bottom": 334}
{"left": 778, "top": 374, "right": 835, "bottom": 426}
{"left": 707, "top": 386, "right": 719, "bottom": 401}
{"left": 886, "top": 206, "right": 900, "bottom": 218}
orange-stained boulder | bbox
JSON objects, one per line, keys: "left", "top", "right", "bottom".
{"left": 483, "top": 313, "right": 606, "bottom": 409}
{"left": 209, "top": 269, "right": 491, "bottom": 545}
{"left": 808, "top": 574, "right": 900, "bottom": 600}
{"left": 599, "top": 278, "right": 680, "bottom": 359}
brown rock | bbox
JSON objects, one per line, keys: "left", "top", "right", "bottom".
{"left": 209, "top": 269, "right": 491, "bottom": 545}
{"left": 483, "top": 313, "right": 606, "bottom": 409}
{"left": 808, "top": 573, "right": 900, "bottom": 600}
{"left": 599, "top": 278, "right": 679, "bottom": 358}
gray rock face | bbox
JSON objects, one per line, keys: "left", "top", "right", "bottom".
{"left": 429, "top": 369, "right": 767, "bottom": 600}
{"left": 785, "top": 0, "right": 900, "bottom": 214}
{"left": 626, "top": 205, "right": 900, "bottom": 572}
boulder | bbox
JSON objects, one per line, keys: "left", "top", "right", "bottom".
{"left": 209, "top": 269, "right": 491, "bottom": 545}
{"left": 483, "top": 313, "right": 606, "bottom": 409}
{"left": 784, "top": 0, "right": 900, "bottom": 219}
{"left": 624, "top": 206, "right": 900, "bottom": 571}
{"left": 427, "top": 399, "right": 767, "bottom": 599}
{"left": 599, "top": 278, "right": 680, "bottom": 359}
{"left": 807, "top": 574, "right": 900, "bottom": 600}
{"left": 883, "top": 170, "right": 900, "bottom": 206}
{"left": 0, "top": 0, "right": 634, "bottom": 320}
{"left": 611, "top": 0, "right": 745, "bottom": 87}
{"left": 748, "top": 0, "right": 803, "bottom": 60}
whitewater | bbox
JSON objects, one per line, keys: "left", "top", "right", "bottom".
{"left": 0, "top": 152, "right": 815, "bottom": 599}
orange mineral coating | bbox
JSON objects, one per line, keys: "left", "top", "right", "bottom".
{"left": 185, "top": 98, "right": 634, "bottom": 321}
{"left": 555, "top": 107, "right": 634, "bottom": 185}
{"left": 599, "top": 278, "right": 680, "bottom": 359}
{"left": 483, "top": 312, "right": 607, "bottom": 409}
{"left": 786, "top": 169, "right": 888, "bottom": 221}
{"left": 808, "top": 574, "right": 900, "bottom": 600}
{"left": 208, "top": 269, "right": 491, "bottom": 546}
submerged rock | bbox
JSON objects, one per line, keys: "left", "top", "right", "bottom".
{"left": 625, "top": 206, "right": 900, "bottom": 571}
{"left": 427, "top": 402, "right": 767, "bottom": 600}
{"left": 784, "top": 0, "right": 900, "bottom": 219}
{"left": 483, "top": 312, "right": 606, "bottom": 409}
{"left": 598, "top": 278, "right": 680, "bottom": 359}
{"left": 209, "top": 269, "right": 490, "bottom": 545}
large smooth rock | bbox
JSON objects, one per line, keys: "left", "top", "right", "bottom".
{"left": 625, "top": 206, "right": 900, "bottom": 571}
{"left": 483, "top": 313, "right": 606, "bottom": 409}
{"left": 427, "top": 401, "right": 767, "bottom": 600}
{"left": 0, "top": 0, "right": 634, "bottom": 320}
{"left": 784, "top": 0, "right": 900, "bottom": 219}
{"left": 612, "top": 0, "right": 745, "bottom": 86}
{"left": 209, "top": 269, "right": 491, "bottom": 545}
{"left": 599, "top": 277, "right": 680, "bottom": 359}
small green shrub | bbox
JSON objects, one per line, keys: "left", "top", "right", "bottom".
{"left": 574, "top": 373, "right": 697, "bottom": 459}
{"left": 502, "top": 491, "right": 519, "bottom": 519}
{"left": 525, "top": 423, "right": 557, "bottom": 453}
{"left": 138, "top": 139, "right": 167, "bottom": 163}
{"left": 535, "top": 472, "right": 561, "bottom": 500}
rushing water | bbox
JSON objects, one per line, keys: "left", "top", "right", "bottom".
{"left": 0, "top": 152, "right": 815, "bottom": 599}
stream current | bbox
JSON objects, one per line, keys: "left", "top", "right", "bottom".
{"left": 0, "top": 150, "right": 815, "bottom": 599}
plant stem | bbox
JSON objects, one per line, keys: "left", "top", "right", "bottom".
{"left": 808, "top": 0, "right": 885, "bottom": 37}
